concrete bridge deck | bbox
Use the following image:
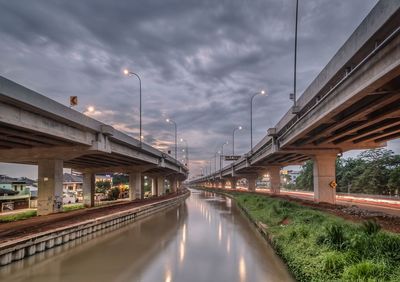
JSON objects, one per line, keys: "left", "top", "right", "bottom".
{"left": 191, "top": 0, "right": 400, "bottom": 204}
{"left": 0, "top": 76, "right": 188, "bottom": 215}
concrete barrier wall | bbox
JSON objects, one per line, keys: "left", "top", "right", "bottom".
{"left": 0, "top": 191, "right": 189, "bottom": 266}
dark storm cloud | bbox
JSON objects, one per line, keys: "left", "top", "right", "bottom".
{"left": 0, "top": 0, "right": 379, "bottom": 178}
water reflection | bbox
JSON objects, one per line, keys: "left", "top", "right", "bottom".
{"left": 0, "top": 189, "right": 293, "bottom": 282}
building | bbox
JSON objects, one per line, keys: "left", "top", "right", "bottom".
{"left": 63, "top": 173, "right": 83, "bottom": 193}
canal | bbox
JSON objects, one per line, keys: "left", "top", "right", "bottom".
{"left": 0, "top": 190, "right": 293, "bottom": 282}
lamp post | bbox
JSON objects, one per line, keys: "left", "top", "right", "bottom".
{"left": 290, "top": 0, "right": 300, "bottom": 113}
{"left": 180, "top": 138, "right": 189, "bottom": 167}
{"left": 166, "top": 118, "right": 177, "bottom": 159}
{"left": 250, "top": 90, "right": 267, "bottom": 153}
{"left": 214, "top": 150, "right": 221, "bottom": 173}
{"left": 220, "top": 141, "right": 228, "bottom": 170}
{"left": 232, "top": 126, "right": 242, "bottom": 155}
{"left": 123, "top": 69, "right": 142, "bottom": 147}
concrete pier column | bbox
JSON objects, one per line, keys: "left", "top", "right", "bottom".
{"left": 83, "top": 172, "right": 95, "bottom": 207}
{"left": 220, "top": 179, "right": 226, "bottom": 189}
{"left": 37, "top": 159, "right": 63, "bottom": 215}
{"left": 313, "top": 154, "right": 337, "bottom": 204}
{"left": 170, "top": 178, "right": 178, "bottom": 192}
{"left": 247, "top": 176, "right": 257, "bottom": 192}
{"left": 268, "top": 166, "right": 281, "bottom": 194}
{"left": 151, "top": 177, "right": 157, "bottom": 196}
{"left": 157, "top": 177, "right": 165, "bottom": 196}
{"left": 129, "top": 172, "right": 143, "bottom": 200}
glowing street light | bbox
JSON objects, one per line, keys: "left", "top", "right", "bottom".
{"left": 180, "top": 138, "right": 189, "bottom": 167}
{"left": 166, "top": 118, "right": 178, "bottom": 159}
{"left": 232, "top": 126, "right": 242, "bottom": 155}
{"left": 123, "top": 68, "right": 142, "bottom": 147}
{"left": 220, "top": 141, "right": 229, "bottom": 170}
{"left": 87, "top": 106, "right": 95, "bottom": 113}
{"left": 250, "top": 90, "right": 267, "bottom": 153}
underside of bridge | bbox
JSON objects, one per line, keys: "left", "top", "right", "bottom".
{"left": 286, "top": 76, "right": 400, "bottom": 150}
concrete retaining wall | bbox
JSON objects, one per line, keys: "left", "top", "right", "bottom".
{"left": 0, "top": 191, "right": 189, "bottom": 266}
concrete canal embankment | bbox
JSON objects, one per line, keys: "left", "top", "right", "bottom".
{"left": 0, "top": 190, "right": 190, "bottom": 266}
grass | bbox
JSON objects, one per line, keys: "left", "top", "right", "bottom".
{"left": 200, "top": 188, "right": 400, "bottom": 282}
{"left": 0, "top": 210, "right": 37, "bottom": 222}
{"left": 0, "top": 204, "right": 84, "bottom": 223}
{"left": 62, "top": 203, "right": 84, "bottom": 212}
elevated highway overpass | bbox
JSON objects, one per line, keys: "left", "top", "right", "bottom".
{"left": 190, "top": 0, "right": 400, "bottom": 204}
{"left": 0, "top": 76, "right": 188, "bottom": 215}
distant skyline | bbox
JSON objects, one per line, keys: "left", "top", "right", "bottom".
{"left": 1, "top": 0, "right": 398, "bottom": 179}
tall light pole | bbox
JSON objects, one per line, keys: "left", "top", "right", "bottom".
{"left": 220, "top": 141, "right": 228, "bottom": 170}
{"left": 166, "top": 118, "right": 178, "bottom": 159}
{"left": 250, "top": 90, "right": 267, "bottom": 153}
{"left": 232, "top": 126, "right": 242, "bottom": 155}
{"left": 214, "top": 150, "right": 221, "bottom": 173}
{"left": 123, "top": 69, "right": 143, "bottom": 147}
{"left": 180, "top": 138, "right": 189, "bottom": 167}
{"left": 290, "top": 0, "right": 300, "bottom": 114}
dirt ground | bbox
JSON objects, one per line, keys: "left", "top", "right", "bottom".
{"left": 0, "top": 191, "right": 185, "bottom": 245}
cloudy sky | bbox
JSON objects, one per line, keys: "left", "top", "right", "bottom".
{"left": 2, "top": 0, "right": 398, "bottom": 179}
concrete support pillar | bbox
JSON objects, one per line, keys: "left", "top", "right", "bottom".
{"left": 269, "top": 166, "right": 281, "bottom": 194}
{"left": 247, "top": 177, "right": 257, "bottom": 192}
{"left": 37, "top": 159, "right": 63, "bottom": 216}
{"left": 169, "top": 177, "right": 178, "bottom": 193}
{"left": 313, "top": 154, "right": 337, "bottom": 204}
{"left": 157, "top": 177, "right": 165, "bottom": 196}
{"left": 83, "top": 172, "right": 95, "bottom": 208}
{"left": 151, "top": 178, "right": 157, "bottom": 196}
{"left": 129, "top": 172, "right": 143, "bottom": 200}
{"left": 220, "top": 180, "right": 226, "bottom": 189}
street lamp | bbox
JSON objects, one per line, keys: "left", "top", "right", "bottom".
{"left": 220, "top": 141, "right": 229, "bottom": 170}
{"left": 232, "top": 126, "right": 242, "bottom": 155}
{"left": 166, "top": 118, "right": 178, "bottom": 159}
{"left": 214, "top": 149, "right": 221, "bottom": 174}
{"left": 180, "top": 138, "right": 189, "bottom": 168}
{"left": 290, "top": 0, "right": 300, "bottom": 114}
{"left": 250, "top": 90, "right": 267, "bottom": 153}
{"left": 123, "top": 68, "right": 143, "bottom": 147}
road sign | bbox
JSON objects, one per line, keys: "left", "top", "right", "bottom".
{"left": 70, "top": 96, "right": 78, "bottom": 107}
{"left": 329, "top": 180, "right": 337, "bottom": 189}
{"left": 225, "top": 155, "right": 240, "bottom": 161}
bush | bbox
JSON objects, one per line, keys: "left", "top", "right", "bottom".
{"left": 324, "top": 223, "right": 347, "bottom": 250}
{"left": 361, "top": 219, "right": 381, "bottom": 235}
{"left": 108, "top": 187, "right": 120, "bottom": 200}
{"left": 343, "top": 261, "right": 388, "bottom": 281}
{"left": 322, "top": 251, "right": 346, "bottom": 273}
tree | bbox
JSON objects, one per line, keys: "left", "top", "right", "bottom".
{"left": 388, "top": 167, "right": 400, "bottom": 196}
{"left": 296, "top": 161, "right": 313, "bottom": 191}
{"left": 96, "top": 181, "right": 111, "bottom": 194}
{"left": 108, "top": 187, "right": 120, "bottom": 200}
{"left": 112, "top": 174, "right": 128, "bottom": 186}
{"left": 353, "top": 149, "right": 395, "bottom": 195}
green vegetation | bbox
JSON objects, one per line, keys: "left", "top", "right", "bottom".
{"left": 62, "top": 203, "right": 84, "bottom": 212}
{"left": 293, "top": 148, "right": 400, "bottom": 196}
{"left": 210, "top": 189, "right": 400, "bottom": 281}
{"left": 95, "top": 180, "right": 111, "bottom": 194}
{"left": 0, "top": 210, "right": 37, "bottom": 222}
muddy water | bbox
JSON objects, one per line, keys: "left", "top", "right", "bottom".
{"left": 0, "top": 190, "right": 293, "bottom": 282}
